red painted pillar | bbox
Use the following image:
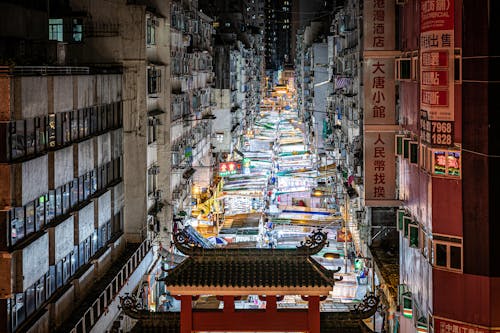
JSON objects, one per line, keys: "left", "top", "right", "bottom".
{"left": 180, "top": 295, "right": 193, "bottom": 333}
{"left": 266, "top": 295, "right": 277, "bottom": 312}
{"left": 223, "top": 296, "right": 235, "bottom": 313}
{"left": 307, "top": 296, "right": 320, "bottom": 333}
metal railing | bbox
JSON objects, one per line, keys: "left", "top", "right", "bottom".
{"left": 0, "top": 66, "right": 90, "bottom": 76}
{"left": 69, "top": 239, "right": 151, "bottom": 333}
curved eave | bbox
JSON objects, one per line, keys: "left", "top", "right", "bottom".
{"left": 165, "top": 285, "right": 333, "bottom": 296}
{"left": 172, "top": 244, "right": 328, "bottom": 257}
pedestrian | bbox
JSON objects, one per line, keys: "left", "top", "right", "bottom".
{"left": 159, "top": 293, "right": 168, "bottom": 311}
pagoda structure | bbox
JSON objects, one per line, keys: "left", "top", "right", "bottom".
{"left": 120, "top": 229, "right": 378, "bottom": 332}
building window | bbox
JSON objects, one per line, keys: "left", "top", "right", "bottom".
{"left": 48, "top": 18, "right": 63, "bottom": 41}
{"left": 148, "top": 117, "right": 160, "bottom": 144}
{"left": 147, "top": 166, "right": 158, "bottom": 196}
{"left": 72, "top": 19, "right": 83, "bottom": 42}
{"left": 147, "top": 17, "right": 156, "bottom": 45}
{"left": 10, "top": 207, "right": 25, "bottom": 245}
{"left": 396, "top": 57, "right": 412, "bottom": 81}
{"left": 147, "top": 68, "right": 161, "bottom": 94}
{"left": 432, "top": 235, "right": 462, "bottom": 271}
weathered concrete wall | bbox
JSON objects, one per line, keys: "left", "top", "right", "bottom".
{"left": 94, "top": 246, "right": 112, "bottom": 278}
{"left": 20, "top": 76, "right": 48, "bottom": 119}
{"left": 53, "top": 216, "right": 75, "bottom": 263}
{"left": 21, "top": 155, "right": 48, "bottom": 205}
{"left": 53, "top": 76, "right": 73, "bottom": 113}
{"left": 77, "top": 202, "right": 95, "bottom": 242}
{"left": 96, "top": 75, "right": 111, "bottom": 104}
{"left": 72, "top": 264, "right": 95, "bottom": 301}
{"left": 111, "top": 129, "right": 123, "bottom": 159}
{"left": 25, "top": 308, "right": 50, "bottom": 333}
{"left": 97, "top": 133, "right": 111, "bottom": 166}
{"left": 0, "top": 3, "right": 47, "bottom": 40}
{"left": 113, "top": 182, "right": 124, "bottom": 212}
{"left": 54, "top": 146, "right": 74, "bottom": 189}
{"left": 76, "top": 75, "right": 96, "bottom": 109}
{"left": 123, "top": 64, "right": 148, "bottom": 242}
{"left": 77, "top": 139, "right": 95, "bottom": 176}
{"left": 147, "top": 144, "right": 157, "bottom": 167}
{"left": 51, "top": 284, "right": 75, "bottom": 326}
{"left": 98, "top": 191, "right": 111, "bottom": 227}
{"left": 22, "top": 233, "right": 49, "bottom": 290}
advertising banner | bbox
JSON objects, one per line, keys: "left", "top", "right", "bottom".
{"left": 420, "top": 0, "right": 455, "bottom": 146}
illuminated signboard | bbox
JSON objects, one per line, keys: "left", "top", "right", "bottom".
{"left": 432, "top": 149, "right": 461, "bottom": 177}
{"left": 219, "top": 162, "right": 242, "bottom": 176}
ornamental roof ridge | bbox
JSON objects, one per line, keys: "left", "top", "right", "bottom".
{"left": 172, "top": 228, "right": 329, "bottom": 257}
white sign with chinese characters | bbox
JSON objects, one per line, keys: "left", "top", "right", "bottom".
{"left": 364, "top": 131, "right": 396, "bottom": 204}
{"left": 363, "top": 0, "right": 396, "bottom": 51}
{"left": 363, "top": 58, "right": 396, "bottom": 125}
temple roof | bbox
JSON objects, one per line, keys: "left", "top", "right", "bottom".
{"left": 161, "top": 229, "right": 338, "bottom": 295}
{"left": 120, "top": 293, "right": 379, "bottom": 333}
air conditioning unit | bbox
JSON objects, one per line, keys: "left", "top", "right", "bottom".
{"left": 149, "top": 118, "right": 161, "bottom": 126}
{"left": 153, "top": 190, "right": 162, "bottom": 200}
{"left": 355, "top": 210, "right": 365, "bottom": 221}
{"left": 149, "top": 165, "right": 160, "bottom": 175}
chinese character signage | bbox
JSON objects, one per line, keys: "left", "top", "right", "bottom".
{"left": 432, "top": 149, "right": 461, "bottom": 177}
{"left": 435, "top": 318, "right": 490, "bottom": 333}
{"left": 420, "top": 110, "right": 454, "bottom": 146}
{"left": 364, "top": 131, "right": 396, "bottom": 203}
{"left": 364, "top": 58, "right": 396, "bottom": 125}
{"left": 420, "top": 0, "right": 455, "bottom": 128}
{"left": 363, "top": 0, "right": 395, "bottom": 51}
{"left": 219, "top": 161, "right": 242, "bottom": 177}
{"left": 363, "top": 0, "right": 396, "bottom": 206}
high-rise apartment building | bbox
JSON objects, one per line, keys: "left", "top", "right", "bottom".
{"left": 0, "top": 0, "right": 216, "bottom": 332}
{"left": 396, "top": 0, "right": 500, "bottom": 332}
{"left": 264, "top": 0, "right": 292, "bottom": 70}
{"left": 295, "top": 0, "right": 500, "bottom": 332}
{"left": 0, "top": 1, "right": 153, "bottom": 332}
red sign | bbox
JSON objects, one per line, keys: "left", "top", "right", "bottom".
{"left": 435, "top": 318, "right": 492, "bottom": 333}
{"left": 422, "top": 89, "right": 448, "bottom": 107}
{"left": 420, "top": 0, "right": 454, "bottom": 33}
{"left": 422, "top": 51, "right": 449, "bottom": 67}
{"left": 219, "top": 162, "right": 242, "bottom": 176}
{"left": 422, "top": 70, "right": 449, "bottom": 86}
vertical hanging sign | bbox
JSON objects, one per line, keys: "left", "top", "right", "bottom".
{"left": 363, "top": 0, "right": 398, "bottom": 206}
{"left": 420, "top": 0, "right": 455, "bottom": 146}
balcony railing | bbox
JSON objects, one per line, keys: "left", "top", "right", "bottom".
{"left": 0, "top": 101, "right": 123, "bottom": 163}
{"left": 0, "top": 66, "right": 90, "bottom": 76}
{"left": 67, "top": 239, "right": 152, "bottom": 333}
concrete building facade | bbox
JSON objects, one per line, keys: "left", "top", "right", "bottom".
{"left": 0, "top": 0, "right": 216, "bottom": 332}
